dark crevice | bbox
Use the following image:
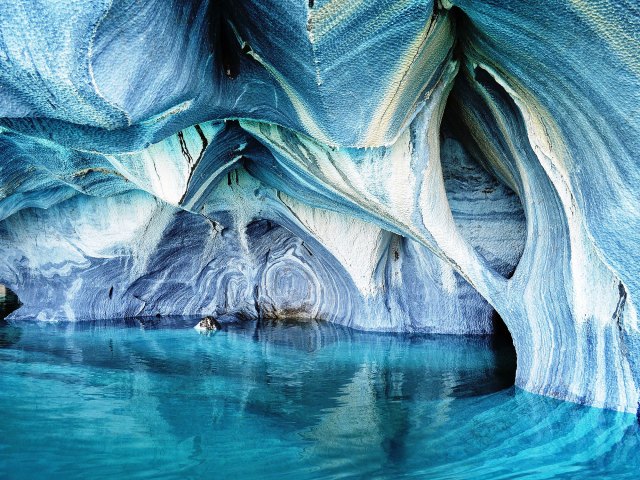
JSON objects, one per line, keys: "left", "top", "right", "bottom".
{"left": 0, "top": 285, "right": 21, "bottom": 323}
{"left": 207, "top": 1, "right": 250, "bottom": 79}
{"left": 490, "top": 310, "right": 517, "bottom": 386}
{"left": 253, "top": 284, "right": 262, "bottom": 320}
{"left": 219, "top": 17, "right": 240, "bottom": 78}
{"left": 613, "top": 281, "right": 627, "bottom": 331}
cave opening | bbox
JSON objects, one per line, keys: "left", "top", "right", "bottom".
{"left": 437, "top": 106, "right": 518, "bottom": 386}
{"left": 490, "top": 310, "right": 517, "bottom": 387}
{"left": 439, "top": 109, "right": 527, "bottom": 280}
{"left": 0, "top": 285, "right": 20, "bottom": 323}
{"left": 441, "top": 7, "right": 528, "bottom": 281}
{"left": 437, "top": 115, "right": 519, "bottom": 382}
{"left": 438, "top": 9, "right": 519, "bottom": 385}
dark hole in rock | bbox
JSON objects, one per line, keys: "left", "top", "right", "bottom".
{"left": 0, "top": 285, "right": 20, "bottom": 318}
{"left": 490, "top": 310, "right": 517, "bottom": 387}
{"left": 206, "top": 0, "right": 259, "bottom": 80}
{"left": 0, "top": 285, "right": 21, "bottom": 324}
{"left": 206, "top": 0, "right": 243, "bottom": 79}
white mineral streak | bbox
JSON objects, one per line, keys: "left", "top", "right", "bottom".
{"left": 361, "top": 11, "right": 454, "bottom": 145}
{"left": 470, "top": 64, "right": 638, "bottom": 411}
{"left": 105, "top": 123, "right": 221, "bottom": 206}
{"left": 242, "top": 62, "right": 501, "bottom": 301}
{"left": 280, "top": 192, "right": 391, "bottom": 297}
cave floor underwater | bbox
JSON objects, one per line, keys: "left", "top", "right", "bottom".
{"left": 1, "top": 296, "right": 639, "bottom": 479}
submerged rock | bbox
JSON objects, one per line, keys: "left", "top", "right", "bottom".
{"left": 195, "top": 316, "right": 222, "bottom": 332}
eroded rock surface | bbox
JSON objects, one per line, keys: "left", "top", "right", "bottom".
{"left": 0, "top": 0, "right": 638, "bottom": 412}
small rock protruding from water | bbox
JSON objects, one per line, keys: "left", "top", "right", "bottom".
{"left": 195, "top": 316, "right": 222, "bottom": 332}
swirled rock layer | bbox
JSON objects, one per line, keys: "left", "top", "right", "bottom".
{"left": 0, "top": 0, "right": 638, "bottom": 413}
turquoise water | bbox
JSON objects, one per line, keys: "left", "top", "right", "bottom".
{"left": 0, "top": 314, "right": 638, "bottom": 479}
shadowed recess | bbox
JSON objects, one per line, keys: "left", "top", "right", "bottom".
{"left": 0, "top": 285, "right": 20, "bottom": 323}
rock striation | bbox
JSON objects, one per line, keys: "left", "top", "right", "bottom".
{"left": 0, "top": 0, "right": 638, "bottom": 413}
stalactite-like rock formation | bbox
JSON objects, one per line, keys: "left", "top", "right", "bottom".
{"left": 0, "top": 1, "right": 638, "bottom": 413}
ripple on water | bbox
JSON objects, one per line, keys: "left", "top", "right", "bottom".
{"left": 0, "top": 317, "right": 637, "bottom": 479}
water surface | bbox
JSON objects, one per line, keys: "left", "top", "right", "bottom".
{"left": 0, "top": 315, "right": 638, "bottom": 479}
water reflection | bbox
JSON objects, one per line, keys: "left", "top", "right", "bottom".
{"left": 0, "top": 317, "right": 637, "bottom": 479}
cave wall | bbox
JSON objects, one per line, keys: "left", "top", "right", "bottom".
{"left": 0, "top": 0, "right": 639, "bottom": 412}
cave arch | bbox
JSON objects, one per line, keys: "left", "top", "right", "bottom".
{"left": 440, "top": 67, "right": 527, "bottom": 280}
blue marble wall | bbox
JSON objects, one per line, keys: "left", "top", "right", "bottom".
{"left": 0, "top": 0, "right": 638, "bottom": 412}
